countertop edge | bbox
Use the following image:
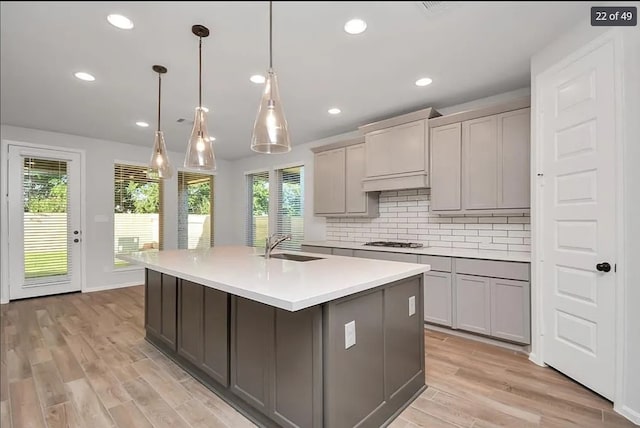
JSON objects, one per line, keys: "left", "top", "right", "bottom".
{"left": 121, "top": 254, "right": 429, "bottom": 312}
{"left": 302, "top": 241, "right": 531, "bottom": 263}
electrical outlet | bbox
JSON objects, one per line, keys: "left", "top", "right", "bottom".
{"left": 409, "top": 296, "right": 416, "bottom": 316}
{"left": 345, "top": 320, "right": 356, "bottom": 349}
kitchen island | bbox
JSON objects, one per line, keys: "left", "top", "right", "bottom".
{"left": 122, "top": 246, "right": 430, "bottom": 428}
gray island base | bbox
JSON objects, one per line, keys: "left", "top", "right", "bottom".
{"left": 145, "top": 269, "right": 426, "bottom": 428}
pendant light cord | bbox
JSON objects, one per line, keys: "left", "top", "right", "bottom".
{"left": 157, "top": 72, "right": 162, "bottom": 132}
{"left": 269, "top": 1, "right": 273, "bottom": 69}
{"left": 199, "top": 37, "right": 203, "bottom": 108}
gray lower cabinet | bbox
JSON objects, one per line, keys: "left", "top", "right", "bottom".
{"left": 300, "top": 245, "right": 332, "bottom": 255}
{"left": 455, "top": 274, "right": 492, "bottom": 335}
{"left": 178, "top": 280, "right": 229, "bottom": 386}
{"left": 324, "top": 276, "right": 424, "bottom": 428}
{"left": 352, "top": 249, "right": 418, "bottom": 263}
{"left": 423, "top": 271, "right": 452, "bottom": 327}
{"left": 332, "top": 248, "right": 353, "bottom": 257}
{"left": 145, "top": 269, "right": 177, "bottom": 350}
{"left": 490, "top": 278, "right": 531, "bottom": 344}
{"left": 230, "top": 297, "right": 323, "bottom": 428}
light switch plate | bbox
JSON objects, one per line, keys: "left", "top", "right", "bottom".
{"left": 345, "top": 320, "right": 356, "bottom": 349}
{"left": 409, "top": 296, "right": 416, "bottom": 316}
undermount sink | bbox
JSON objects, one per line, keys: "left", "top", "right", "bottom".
{"left": 262, "top": 253, "right": 325, "bottom": 262}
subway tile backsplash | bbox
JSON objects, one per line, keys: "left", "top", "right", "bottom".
{"left": 325, "top": 190, "right": 531, "bottom": 252}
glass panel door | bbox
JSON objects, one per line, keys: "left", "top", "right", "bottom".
{"left": 8, "top": 145, "right": 82, "bottom": 299}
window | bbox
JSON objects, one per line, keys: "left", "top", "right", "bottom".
{"left": 114, "top": 163, "right": 163, "bottom": 266}
{"left": 246, "top": 171, "right": 269, "bottom": 248}
{"left": 275, "top": 166, "right": 304, "bottom": 250}
{"left": 178, "top": 171, "right": 214, "bottom": 249}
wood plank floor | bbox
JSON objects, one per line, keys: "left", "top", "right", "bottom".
{"left": 0, "top": 286, "right": 634, "bottom": 428}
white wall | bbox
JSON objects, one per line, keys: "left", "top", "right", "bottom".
{"left": 531, "top": 22, "right": 640, "bottom": 423}
{"left": 0, "top": 125, "right": 233, "bottom": 302}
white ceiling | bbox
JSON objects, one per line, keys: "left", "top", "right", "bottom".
{"left": 1, "top": 1, "right": 592, "bottom": 160}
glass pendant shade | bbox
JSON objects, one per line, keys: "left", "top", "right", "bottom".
{"left": 148, "top": 131, "right": 173, "bottom": 179}
{"left": 251, "top": 69, "right": 291, "bottom": 154}
{"left": 184, "top": 106, "right": 216, "bottom": 170}
{"left": 148, "top": 64, "right": 173, "bottom": 179}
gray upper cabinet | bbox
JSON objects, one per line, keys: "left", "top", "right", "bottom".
{"left": 429, "top": 98, "right": 531, "bottom": 213}
{"left": 314, "top": 148, "right": 345, "bottom": 215}
{"left": 497, "top": 108, "right": 531, "bottom": 209}
{"left": 430, "top": 123, "right": 462, "bottom": 211}
{"left": 463, "top": 116, "right": 499, "bottom": 210}
{"left": 359, "top": 107, "right": 440, "bottom": 192}
{"left": 313, "top": 139, "right": 378, "bottom": 217}
{"left": 365, "top": 120, "right": 426, "bottom": 177}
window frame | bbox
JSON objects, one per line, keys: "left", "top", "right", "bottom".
{"left": 177, "top": 169, "right": 215, "bottom": 250}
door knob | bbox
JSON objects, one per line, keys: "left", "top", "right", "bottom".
{"left": 596, "top": 262, "right": 611, "bottom": 272}
{"left": 73, "top": 238, "right": 80, "bottom": 243}
{"left": 73, "top": 230, "right": 80, "bottom": 235}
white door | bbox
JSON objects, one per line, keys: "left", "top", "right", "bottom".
{"left": 8, "top": 145, "right": 82, "bottom": 299}
{"left": 541, "top": 39, "right": 616, "bottom": 399}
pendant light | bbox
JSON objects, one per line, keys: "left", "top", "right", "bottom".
{"left": 250, "top": 1, "right": 291, "bottom": 154}
{"left": 184, "top": 25, "right": 216, "bottom": 170}
{"left": 147, "top": 65, "right": 173, "bottom": 179}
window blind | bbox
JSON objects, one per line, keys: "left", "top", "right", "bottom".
{"left": 22, "top": 157, "right": 70, "bottom": 282}
{"left": 246, "top": 171, "right": 270, "bottom": 248}
{"left": 114, "top": 163, "right": 163, "bottom": 266}
{"left": 178, "top": 171, "right": 214, "bottom": 249}
{"left": 275, "top": 166, "right": 304, "bottom": 251}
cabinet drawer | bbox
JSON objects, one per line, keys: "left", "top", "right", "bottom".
{"left": 332, "top": 248, "right": 354, "bottom": 257}
{"left": 353, "top": 250, "right": 418, "bottom": 263}
{"left": 418, "top": 255, "right": 451, "bottom": 272}
{"left": 455, "top": 258, "right": 529, "bottom": 281}
{"left": 301, "top": 245, "right": 332, "bottom": 255}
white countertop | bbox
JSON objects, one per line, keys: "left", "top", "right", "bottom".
{"left": 302, "top": 241, "right": 531, "bottom": 263}
{"left": 121, "top": 246, "right": 430, "bottom": 312}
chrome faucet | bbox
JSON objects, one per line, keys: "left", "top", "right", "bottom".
{"left": 265, "top": 233, "right": 292, "bottom": 259}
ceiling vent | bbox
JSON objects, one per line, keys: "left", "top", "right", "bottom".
{"left": 419, "top": 1, "right": 455, "bottom": 17}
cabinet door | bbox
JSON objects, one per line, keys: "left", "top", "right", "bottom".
{"left": 490, "top": 278, "right": 530, "bottom": 344}
{"left": 345, "top": 144, "right": 367, "bottom": 213}
{"left": 314, "top": 148, "right": 346, "bottom": 214}
{"left": 145, "top": 269, "right": 162, "bottom": 337}
{"left": 455, "top": 274, "right": 491, "bottom": 334}
{"left": 430, "top": 123, "right": 462, "bottom": 211}
{"left": 160, "top": 274, "right": 177, "bottom": 349}
{"left": 497, "top": 108, "right": 531, "bottom": 209}
{"left": 365, "top": 120, "right": 425, "bottom": 177}
{"left": 178, "top": 280, "right": 203, "bottom": 365}
{"left": 202, "top": 287, "right": 229, "bottom": 386}
{"left": 463, "top": 116, "right": 498, "bottom": 209}
{"left": 231, "top": 297, "right": 272, "bottom": 414}
{"left": 423, "top": 272, "right": 452, "bottom": 326}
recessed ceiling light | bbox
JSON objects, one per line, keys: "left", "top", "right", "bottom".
{"left": 74, "top": 72, "right": 95, "bottom": 82}
{"left": 136, "top": 121, "right": 149, "bottom": 128}
{"left": 250, "top": 74, "right": 266, "bottom": 84}
{"left": 415, "top": 77, "right": 433, "bottom": 87}
{"left": 344, "top": 18, "right": 367, "bottom": 35}
{"left": 328, "top": 108, "right": 341, "bottom": 115}
{"left": 107, "top": 14, "right": 134, "bottom": 30}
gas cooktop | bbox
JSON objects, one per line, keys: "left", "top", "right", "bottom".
{"left": 363, "top": 241, "right": 424, "bottom": 248}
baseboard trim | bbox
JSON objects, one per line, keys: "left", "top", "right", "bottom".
{"left": 616, "top": 405, "right": 640, "bottom": 425}
{"left": 0, "top": 298, "right": 8, "bottom": 305}
{"left": 83, "top": 281, "right": 142, "bottom": 293}
{"left": 528, "top": 352, "right": 547, "bottom": 367}
{"left": 425, "top": 324, "right": 530, "bottom": 355}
